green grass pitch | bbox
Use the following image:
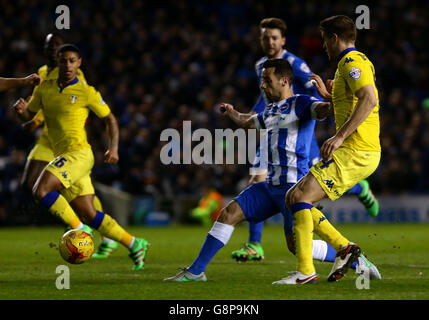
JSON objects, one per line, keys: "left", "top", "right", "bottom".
{"left": 1, "top": 223, "right": 428, "bottom": 300}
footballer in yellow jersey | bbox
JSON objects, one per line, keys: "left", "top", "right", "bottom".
{"left": 276, "top": 15, "right": 381, "bottom": 285}
{"left": 14, "top": 44, "right": 149, "bottom": 270}
{"left": 25, "top": 66, "right": 87, "bottom": 162}
{"left": 20, "top": 34, "right": 120, "bottom": 259}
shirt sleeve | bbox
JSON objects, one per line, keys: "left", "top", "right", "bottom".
{"left": 341, "top": 55, "right": 375, "bottom": 94}
{"left": 27, "top": 84, "right": 43, "bottom": 113}
{"left": 295, "top": 95, "right": 322, "bottom": 120}
{"left": 87, "top": 86, "right": 111, "bottom": 118}
{"left": 252, "top": 113, "right": 265, "bottom": 129}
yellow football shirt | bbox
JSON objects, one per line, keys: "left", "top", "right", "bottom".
{"left": 28, "top": 77, "right": 110, "bottom": 156}
{"left": 332, "top": 48, "right": 380, "bottom": 151}
{"left": 33, "top": 65, "right": 86, "bottom": 127}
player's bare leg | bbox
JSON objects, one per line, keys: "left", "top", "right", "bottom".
{"left": 32, "top": 170, "right": 83, "bottom": 229}
{"left": 21, "top": 159, "right": 48, "bottom": 192}
{"left": 23, "top": 159, "right": 117, "bottom": 256}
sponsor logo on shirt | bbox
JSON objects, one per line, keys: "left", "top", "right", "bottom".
{"left": 300, "top": 62, "right": 310, "bottom": 73}
{"left": 349, "top": 67, "right": 361, "bottom": 79}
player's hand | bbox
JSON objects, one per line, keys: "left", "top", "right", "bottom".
{"left": 23, "top": 74, "right": 42, "bottom": 87}
{"left": 309, "top": 73, "right": 332, "bottom": 102}
{"left": 219, "top": 103, "right": 234, "bottom": 115}
{"left": 104, "top": 148, "right": 119, "bottom": 164}
{"left": 320, "top": 135, "right": 344, "bottom": 161}
{"left": 12, "top": 97, "right": 29, "bottom": 115}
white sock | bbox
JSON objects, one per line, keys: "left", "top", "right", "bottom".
{"left": 312, "top": 239, "right": 328, "bottom": 261}
{"left": 101, "top": 237, "right": 116, "bottom": 244}
{"left": 208, "top": 221, "right": 234, "bottom": 245}
{"left": 127, "top": 236, "right": 135, "bottom": 249}
{"left": 75, "top": 222, "right": 84, "bottom": 230}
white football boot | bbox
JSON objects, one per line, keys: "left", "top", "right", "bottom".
{"left": 272, "top": 271, "right": 318, "bottom": 285}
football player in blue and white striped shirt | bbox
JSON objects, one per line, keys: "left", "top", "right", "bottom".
{"left": 232, "top": 18, "right": 378, "bottom": 263}
{"left": 164, "top": 59, "right": 380, "bottom": 283}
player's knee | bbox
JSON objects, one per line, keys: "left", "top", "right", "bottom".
{"left": 217, "top": 206, "right": 231, "bottom": 224}
{"left": 286, "top": 185, "right": 304, "bottom": 209}
{"left": 285, "top": 188, "right": 295, "bottom": 209}
{"left": 217, "top": 202, "right": 242, "bottom": 226}
{"left": 32, "top": 184, "right": 48, "bottom": 200}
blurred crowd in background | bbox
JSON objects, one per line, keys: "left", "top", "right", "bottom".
{"left": 0, "top": 0, "right": 428, "bottom": 223}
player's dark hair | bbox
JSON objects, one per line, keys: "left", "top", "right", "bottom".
{"left": 57, "top": 43, "right": 81, "bottom": 58}
{"left": 259, "top": 18, "right": 287, "bottom": 37}
{"left": 262, "top": 59, "right": 293, "bottom": 83}
{"left": 320, "top": 15, "right": 356, "bottom": 43}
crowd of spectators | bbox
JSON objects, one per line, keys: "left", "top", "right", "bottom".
{"left": 0, "top": 0, "right": 428, "bottom": 223}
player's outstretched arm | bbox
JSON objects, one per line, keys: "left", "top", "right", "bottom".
{"left": 12, "top": 97, "right": 36, "bottom": 122}
{"left": 219, "top": 103, "right": 256, "bottom": 129}
{"left": 0, "top": 74, "right": 41, "bottom": 92}
{"left": 320, "top": 84, "right": 377, "bottom": 161}
{"left": 103, "top": 112, "right": 119, "bottom": 164}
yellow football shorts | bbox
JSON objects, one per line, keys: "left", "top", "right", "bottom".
{"left": 27, "top": 134, "right": 55, "bottom": 162}
{"left": 310, "top": 147, "right": 381, "bottom": 201}
{"left": 45, "top": 148, "right": 95, "bottom": 202}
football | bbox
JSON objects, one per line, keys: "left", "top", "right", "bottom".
{"left": 58, "top": 229, "right": 94, "bottom": 264}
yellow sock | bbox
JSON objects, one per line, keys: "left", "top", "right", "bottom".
{"left": 40, "top": 191, "right": 81, "bottom": 229}
{"left": 93, "top": 195, "right": 103, "bottom": 212}
{"left": 311, "top": 206, "right": 349, "bottom": 251}
{"left": 92, "top": 195, "right": 116, "bottom": 241}
{"left": 92, "top": 211, "right": 134, "bottom": 247}
{"left": 291, "top": 203, "right": 315, "bottom": 275}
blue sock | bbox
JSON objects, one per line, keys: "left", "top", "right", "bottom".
{"left": 325, "top": 243, "right": 337, "bottom": 262}
{"left": 351, "top": 261, "right": 358, "bottom": 269}
{"left": 188, "top": 234, "right": 224, "bottom": 275}
{"left": 248, "top": 221, "right": 264, "bottom": 243}
{"left": 40, "top": 191, "right": 60, "bottom": 209}
{"left": 347, "top": 183, "right": 363, "bottom": 195}
{"left": 89, "top": 210, "right": 105, "bottom": 229}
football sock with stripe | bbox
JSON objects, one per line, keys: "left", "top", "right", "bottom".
{"left": 89, "top": 210, "right": 135, "bottom": 248}
{"left": 310, "top": 206, "right": 349, "bottom": 251}
{"left": 248, "top": 221, "right": 264, "bottom": 243}
{"left": 40, "top": 191, "right": 81, "bottom": 229}
{"left": 312, "top": 239, "right": 336, "bottom": 262}
{"left": 92, "top": 195, "right": 117, "bottom": 243}
{"left": 188, "top": 222, "right": 234, "bottom": 275}
{"left": 291, "top": 203, "right": 316, "bottom": 275}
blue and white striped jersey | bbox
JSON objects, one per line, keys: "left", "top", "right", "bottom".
{"left": 252, "top": 49, "right": 322, "bottom": 166}
{"left": 253, "top": 94, "right": 322, "bottom": 186}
